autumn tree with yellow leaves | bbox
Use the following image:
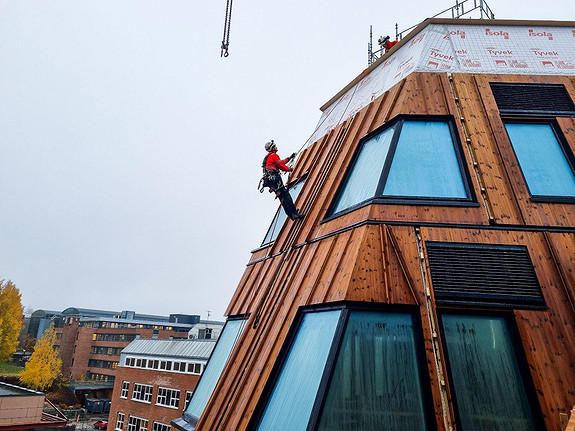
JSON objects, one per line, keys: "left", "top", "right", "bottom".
{"left": 20, "top": 323, "right": 62, "bottom": 391}
{"left": 0, "top": 279, "right": 24, "bottom": 362}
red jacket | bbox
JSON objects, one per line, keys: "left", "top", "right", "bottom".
{"left": 384, "top": 39, "right": 398, "bottom": 52}
{"left": 264, "top": 152, "right": 292, "bottom": 172}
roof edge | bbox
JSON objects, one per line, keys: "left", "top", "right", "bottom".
{"left": 320, "top": 17, "right": 575, "bottom": 112}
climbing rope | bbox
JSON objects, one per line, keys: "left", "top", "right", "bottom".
{"left": 221, "top": 0, "right": 233, "bottom": 57}
{"left": 294, "top": 78, "right": 360, "bottom": 155}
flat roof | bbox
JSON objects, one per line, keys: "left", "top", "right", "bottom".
{"left": 121, "top": 338, "right": 216, "bottom": 360}
{"left": 0, "top": 382, "right": 43, "bottom": 397}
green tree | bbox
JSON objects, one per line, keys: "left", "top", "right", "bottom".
{"left": 20, "top": 323, "right": 62, "bottom": 391}
{"left": 0, "top": 279, "right": 24, "bottom": 362}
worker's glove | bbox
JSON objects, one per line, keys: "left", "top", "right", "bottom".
{"left": 289, "top": 153, "right": 296, "bottom": 160}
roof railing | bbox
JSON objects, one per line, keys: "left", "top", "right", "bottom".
{"left": 368, "top": 0, "right": 495, "bottom": 66}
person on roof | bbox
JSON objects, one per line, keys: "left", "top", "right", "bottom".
{"left": 262, "top": 140, "right": 304, "bottom": 221}
{"left": 378, "top": 35, "right": 398, "bottom": 53}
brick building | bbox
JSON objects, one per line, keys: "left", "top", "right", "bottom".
{"left": 109, "top": 339, "right": 215, "bottom": 431}
{"left": 53, "top": 308, "right": 223, "bottom": 392}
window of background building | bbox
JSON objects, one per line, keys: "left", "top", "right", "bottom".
{"left": 120, "top": 381, "right": 129, "bottom": 399}
{"left": 152, "top": 422, "right": 171, "bottom": 431}
{"left": 504, "top": 121, "right": 575, "bottom": 201}
{"left": 440, "top": 313, "right": 543, "bottom": 430}
{"left": 184, "top": 391, "right": 194, "bottom": 411}
{"left": 156, "top": 387, "right": 180, "bottom": 409}
{"left": 127, "top": 416, "right": 148, "bottom": 431}
{"left": 187, "top": 363, "right": 202, "bottom": 374}
{"left": 86, "top": 372, "right": 114, "bottom": 382}
{"left": 132, "top": 383, "right": 153, "bottom": 403}
{"left": 185, "top": 317, "right": 247, "bottom": 423}
{"left": 330, "top": 117, "right": 473, "bottom": 216}
{"left": 115, "top": 412, "right": 125, "bottom": 431}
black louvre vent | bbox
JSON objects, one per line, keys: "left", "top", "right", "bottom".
{"left": 490, "top": 83, "right": 575, "bottom": 116}
{"left": 426, "top": 242, "right": 546, "bottom": 309}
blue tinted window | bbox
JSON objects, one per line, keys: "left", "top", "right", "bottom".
{"left": 442, "top": 314, "right": 538, "bottom": 430}
{"left": 332, "top": 125, "right": 396, "bottom": 213}
{"left": 331, "top": 119, "right": 470, "bottom": 215}
{"left": 256, "top": 310, "right": 341, "bottom": 431}
{"left": 186, "top": 319, "right": 245, "bottom": 420}
{"left": 318, "top": 312, "right": 429, "bottom": 431}
{"left": 505, "top": 123, "right": 575, "bottom": 198}
{"left": 262, "top": 179, "right": 306, "bottom": 245}
{"left": 384, "top": 122, "right": 467, "bottom": 198}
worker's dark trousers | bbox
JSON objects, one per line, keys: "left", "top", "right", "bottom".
{"left": 264, "top": 171, "right": 299, "bottom": 220}
{"left": 275, "top": 187, "right": 299, "bottom": 220}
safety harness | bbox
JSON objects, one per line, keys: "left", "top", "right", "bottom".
{"left": 259, "top": 152, "right": 281, "bottom": 193}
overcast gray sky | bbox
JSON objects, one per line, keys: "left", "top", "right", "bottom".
{"left": 1, "top": 0, "right": 573, "bottom": 321}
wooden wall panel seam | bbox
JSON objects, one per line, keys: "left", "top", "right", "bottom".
{"left": 207, "top": 249, "right": 304, "bottom": 430}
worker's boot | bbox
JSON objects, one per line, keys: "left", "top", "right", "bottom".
{"left": 291, "top": 211, "right": 305, "bottom": 220}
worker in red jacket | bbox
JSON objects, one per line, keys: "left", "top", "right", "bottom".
{"left": 378, "top": 35, "right": 398, "bottom": 53}
{"left": 262, "top": 140, "right": 304, "bottom": 221}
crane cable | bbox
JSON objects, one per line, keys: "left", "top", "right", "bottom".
{"left": 221, "top": 0, "right": 233, "bottom": 57}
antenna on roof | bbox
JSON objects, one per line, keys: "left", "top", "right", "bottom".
{"left": 207, "top": 310, "right": 211, "bottom": 321}
{"left": 368, "top": 0, "right": 495, "bottom": 66}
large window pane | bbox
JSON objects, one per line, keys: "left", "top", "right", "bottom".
{"left": 257, "top": 310, "right": 341, "bottom": 431}
{"left": 441, "top": 314, "right": 538, "bottom": 430}
{"left": 330, "top": 118, "right": 472, "bottom": 215}
{"left": 185, "top": 318, "right": 245, "bottom": 420}
{"left": 318, "top": 312, "right": 429, "bottom": 431}
{"left": 505, "top": 123, "right": 575, "bottom": 198}
{"left": 262, "top": 179, "right": 306, "bottom": 245}
{"left": 383, "top": 121, "right": 467, "bottom": 198}
{"left": 332, "top": 125, "right": 396, "bottom": 213}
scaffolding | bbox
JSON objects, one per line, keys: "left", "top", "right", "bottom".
{"left": 368, "top": 0, "right": 495, "bottom": 66}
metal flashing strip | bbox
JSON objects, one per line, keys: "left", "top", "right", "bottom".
{"left": 246, "top": 220, "right": 575, "bottom": 267}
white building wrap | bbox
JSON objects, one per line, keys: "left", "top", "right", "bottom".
{"left": 310, "top": 22, "right": 575, "bottom": 144}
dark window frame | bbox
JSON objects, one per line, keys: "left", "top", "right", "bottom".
{"left": 249, "top": 302, "right": 437, "bottom": 431}
{"left": 503, "top": 118, "right": 575, "bottom": 204}
{"left": 326, "top": 115, "right": 477, "bottom": 220}
{"left": 437, "top": 309, "right": 546, "bottom": 431}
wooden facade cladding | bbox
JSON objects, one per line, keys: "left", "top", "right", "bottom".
{"left": 455, "top": 74, "right": 575, "bottom": 227}
{"left": 196, "top": 71, "right": 575, "bottom": 431}
{"left": 208, "top": 224, "right": 575, "bottom": 431}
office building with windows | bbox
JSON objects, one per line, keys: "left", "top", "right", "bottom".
{"left": 108, "top": 339, "right": 215, "bottom": 431}
{"left": 53, "top": 308, "right": 222, "bottom": 394}
{"left": 174, "top": 17, "right": 575, "bottom": 431}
